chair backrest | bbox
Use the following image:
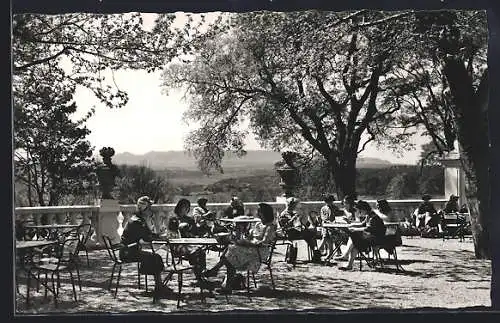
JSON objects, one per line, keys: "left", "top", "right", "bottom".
{"left": 263, "top": 238, "right": 278, "bottom": 266}
{"left": 163, "top": 239, "right": 187, "bottom": 271}
{"left": 102, "top": 235, "right": 120, "bottom": 263}
{"left": 55, "top": 237, "right": 80, "bottom": 268}
{"left": 77, "top": 224, "right": 93, "bottom": 245}
{"left": 59, "top": 227, "right": 79, "bottom": 241}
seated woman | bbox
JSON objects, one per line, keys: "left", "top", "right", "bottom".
{"left": 334, "top": 200, "right": 387, "bottom": 270}
{"left": 278, "top": 197, "right": 322, "bottom": 263}
{"left": 175, "top": 198, "right": 199, "bottom": 238}
{"left": 374, "top": 199, "right": 395, "bottom": 222}
{"left": 119, "top": 196, "right": 170, "bottom": 297}
{"left": 415, "top": 194, "right": 439, "bottom": 232}
{"left": 203, "top": 202, "right": 277, "bottom": 294}
{"left": 192, "top": 197, "right": 217, "bottom": 237}
{"left": 163, "top": 215, "right": 215, "bottom": 290}
{"left": 318, "top": 194, "right": 344, "bottom": 258}
{"left": 341, "top": 194, "right": 358, "bottom": 223}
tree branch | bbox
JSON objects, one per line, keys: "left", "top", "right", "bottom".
{"left": 14, "top": 47, "right": 69, "bottom": 71}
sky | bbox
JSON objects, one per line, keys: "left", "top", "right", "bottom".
{"left": 71, "top": 12, "right": 425, "bottom": 165}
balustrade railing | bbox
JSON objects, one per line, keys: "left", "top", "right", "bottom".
{"left": 14, "top": 199, "right": 448, "bottom": 249}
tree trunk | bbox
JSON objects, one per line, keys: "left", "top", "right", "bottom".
{"left": 443, "top": 58, "right": 490, "bottom": 259}
{"left": 463, "top": 166, "right": 491, "bottom": 259}
{"left": 331, "top": 158, "right": 357, "bottom": 200}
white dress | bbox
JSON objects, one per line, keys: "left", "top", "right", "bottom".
{"left": 224, "top": 222, "right": 276, "bottom": 272}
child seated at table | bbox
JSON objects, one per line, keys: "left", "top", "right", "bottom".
{"left": 203, "top": 202, "right": 277, "bottom": 294}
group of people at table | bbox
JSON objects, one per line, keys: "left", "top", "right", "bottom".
{"left": 117, "top": 193, "right": 406, "bottom": 299}
{"left": 119, "top": 196, "right": 276, "bottom": 298}
{"left": 407, "top": 193, "right": 468, "bottom": 237}
{"left": 16, "top": 192, "right": 466, "bottom": 302}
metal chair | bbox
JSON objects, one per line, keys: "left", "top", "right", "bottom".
{"left": 365, "top": 227, "right": 405, "bottom": 272}
{"left": 440, "top": 212, "right": 468, "bottom": 242}
{"left": 247, "top": 238, "right": 278, "bottom": 293}
{"left": 28, "top": 238, "right": 80, "bottom": 307}
{"left": 160, "top": 239, "right": 206, "bottom": 308}
{"left": 102, "top": 235, "right": 145, "bottom": 298}
{"left": 76, "top": 224, "right": 93, "bottom": 267}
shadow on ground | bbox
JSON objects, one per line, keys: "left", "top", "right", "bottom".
{"left": 15, "top": 237, "right": 491, "bottom": 314}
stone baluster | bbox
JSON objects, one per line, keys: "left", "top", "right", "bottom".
{"left": 47, "top": 213, "right": 57, "bottom": 225}
{"left": 82, "top": 211, "right": 92, "bottom": 226}
{"left": 88, "top": 209, "right": 100, "bottom": 246}
{"left": 32, "top": 213, "right": 42, "bottom": 225}
{"left": 69, "top": 211, "right": 78, "bottom": 225}
{"left": 154, "top": 208, "right": 168, "bottom": 234}
{"left": 56, "top": 211, "right": 66, "bottom": 224}
{"left": 119, "top": 209, "right": 133, "bottom": 238}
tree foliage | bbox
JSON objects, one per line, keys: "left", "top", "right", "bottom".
{"left": 14, "top": 65, "right": 95, "bottom": 206}
{"left": 12, "top": 13, "right": 183, "bottom": 109}
{"left": 116, "top": 164, "right": 174, "bottom": 204}
{"left": 12, "top": 12, "right": 186, "bottom": 205}
{"left": 162, "top": 10, "right": 422, "bottom": 197}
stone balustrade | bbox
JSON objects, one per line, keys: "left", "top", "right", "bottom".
{"left": 14, "top": 199, "right": 448, "bottom": 249}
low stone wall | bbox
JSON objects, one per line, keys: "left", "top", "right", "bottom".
{"left": 15, "top": 199, "right": 449, "bottom": 248}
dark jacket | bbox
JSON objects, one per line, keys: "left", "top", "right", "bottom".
{"left": 417, "top": 201, "right": 437, "bottom": 215}
{"left": 120, "top": 214, "right": 157, "bottom": 261}
{"left": 443, "top": 200, "right": 459, "bottom": 213}
{"left": 178, "top": 214, "right": 198, "bottom": 237}
{"left": 361, "top": 211, "right": 386, "bottom": 239}
{"left": 224, "top": 205, "right": 245, "bottom": 219}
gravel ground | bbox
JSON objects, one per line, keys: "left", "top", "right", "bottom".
{"left": 14, "top": 236, "right": 492, "bottom": 315}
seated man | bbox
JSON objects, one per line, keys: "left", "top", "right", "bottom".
{"left": 442, "top": 194, "right": 460, "bottom": 214}
{"left": 119, "top": 196, "right": 170, "bottom": 297}
{"left": 278, "top": 197, "right": 322, "bottom": 263}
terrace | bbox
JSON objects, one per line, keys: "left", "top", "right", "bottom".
{"left": 14, "top": 227, "right": 490, "bottom": 314}
{"left": 14, "top": 197, "right": 491, "bottom": 314}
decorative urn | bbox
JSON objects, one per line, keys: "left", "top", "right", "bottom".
{"left": 96, "top": 147, "right": 119, "bottom": 200}
{"left": 276, "top": 151, "right": 299, "bottom": 197}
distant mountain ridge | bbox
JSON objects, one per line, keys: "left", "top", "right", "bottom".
{"left": 112, "top": 150, "right": 393, "bottom": 170}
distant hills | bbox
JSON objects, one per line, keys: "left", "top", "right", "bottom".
{"left": 112, "top": 150, "right": 394, "bottom": 170}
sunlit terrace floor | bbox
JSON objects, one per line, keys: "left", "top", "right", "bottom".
{"left": 15, "top": 236, "right": 492, "bottom": 314}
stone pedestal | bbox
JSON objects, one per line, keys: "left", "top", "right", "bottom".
{"left": 97, "top": 199, "right": 121, "bottom": 245}
{"left": 440, "top": 143, "right": 467, "bottom": 207}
